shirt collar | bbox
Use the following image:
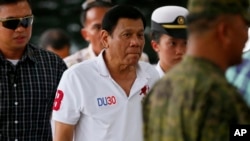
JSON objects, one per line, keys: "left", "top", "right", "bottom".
{"left": 96, "top": 49, "right": 108, "bottom": 77}
{"left": 88, "top": 44, "right": 98, "bottom": 58}
{"left": 0, "top": 44, "right": 37, "bottom": 64}
{"left": 96, "top": 50, "right": 150, "bottom": 79}
{"left": 184, "top": 55, "right": 224, "bottom": 75}
{"left": 155, "top": 61, "right": 165, "bottom": 77}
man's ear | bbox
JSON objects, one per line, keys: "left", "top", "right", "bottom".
{"left": 217, "top": 21, "right": 231, "bottom": 48}
{"left": 81, "top": 28, "right": 90, "bottom": 41}
{"left": 151, "top": 40, "right": 160, "bottom": 52}
{"left": 100, "top": 30, "right": 109, "bottom": 48}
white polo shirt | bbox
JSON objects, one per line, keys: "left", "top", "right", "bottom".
{"left": 52, "top": 51, "right": 159, "bottom": 141}
{"left": 155, "top": 62, "right": 165, "bottom": 77}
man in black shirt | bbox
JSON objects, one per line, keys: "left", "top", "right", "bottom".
{"left": 0, "top": 0, "right": 67, "bottom": 140}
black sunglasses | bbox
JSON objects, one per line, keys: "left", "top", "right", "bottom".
{"left": 0, "top": 15, "right": 34, "bottom": 30}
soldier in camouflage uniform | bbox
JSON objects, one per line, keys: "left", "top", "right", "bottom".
{"left": 143, "top": 0, "right": 250, "bottom": 141}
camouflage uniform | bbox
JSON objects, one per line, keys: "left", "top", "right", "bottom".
{"left": 143, "top": 56, "right": 250, "bottom": 141}
{"left": 143, "top": 0, "right": 250, "bottom": 140}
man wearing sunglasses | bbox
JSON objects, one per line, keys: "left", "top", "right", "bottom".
{"left": 0, "top": 0, "right": 67, "bottom": 141}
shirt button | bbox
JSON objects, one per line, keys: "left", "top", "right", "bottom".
{"left": 14, "top": 102, "right": 18, "bottom": 105}
{"left": 14, "top": 120, "right": 18, "bottom": 124}
{"left": 13, "top": 83, "right": 17, "bottom": 87}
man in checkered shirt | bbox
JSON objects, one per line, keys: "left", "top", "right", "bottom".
{"left": 0, "top": 0, "right": 67, "bottom": 140}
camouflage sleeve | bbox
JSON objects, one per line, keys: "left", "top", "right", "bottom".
{"left": 229, "top": 86, "right": 250, "bottom": 124}
{"left": 143, "top": 78, "right": 250, "bottom": 141}
{"left": 199, "top": 85, "right": 250, "bottom": 141}
{"left": 143, "top": 79, "right": 173, "bottom": 141}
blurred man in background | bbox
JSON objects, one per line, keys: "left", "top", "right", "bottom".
{"left": 64, "top": 0, "right": 113, "bottom": 67}
{"left": 39, "top": 28, "right": 71, "bottom": 58}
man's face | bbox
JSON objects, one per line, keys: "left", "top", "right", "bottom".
{"left": 152, "top": 34, "right": 186, "bottom": 72}
{"left": 226, "top": 15, "right": 249, "bottom": 66}
{"left": 46, "top": 45, "right": 70, "bottom": 59}
{"left": 0, "top": 1, "right": 32, "bottom": 53}
{"left": 104, "top": 18, "right": 145, "bottom": 66}
{"left": 81, "top": 7, "right": 110, "bottom": 55}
